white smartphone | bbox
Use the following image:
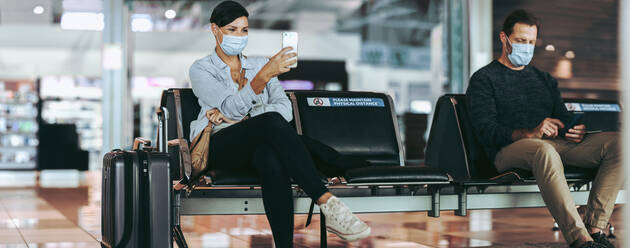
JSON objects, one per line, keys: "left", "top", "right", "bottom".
{"left": 282, "top": 32, "right": 298, "bottom": 68}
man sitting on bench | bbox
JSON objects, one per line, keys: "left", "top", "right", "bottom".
{"left": 466, "top": 10, "right": 621, "bottom": 248}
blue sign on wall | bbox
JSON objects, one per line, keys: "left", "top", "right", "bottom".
{"left": 307, "top": 97, "right": 385, "bottom": 107}
{"left": 564, "top": 103, "right": 621, "bottom": 112}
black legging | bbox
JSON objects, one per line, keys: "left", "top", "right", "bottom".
{"left": 209, "top": 112, "right": 329, "bottom": 247}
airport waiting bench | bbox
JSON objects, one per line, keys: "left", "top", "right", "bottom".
{"left": 155, "top": 89, "right": 624, "bottom": 248}
{"left": 157, "top": 89, "right": 452, "bottom": 247}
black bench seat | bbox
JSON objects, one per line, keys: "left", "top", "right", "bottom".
{"left": 209, "top": 166, "right": 451, "bottom": 187}
{"left": 344, "top": 166, "right": 450, "bottom": 185}
{"left": 208, "top": 165, "right": 454, "bottom": 187}
{"left": 207, "top": 170, "right": 260, "bottom": 186}
{"left": 209, "top": 169, "right": 329, "bottom": 186}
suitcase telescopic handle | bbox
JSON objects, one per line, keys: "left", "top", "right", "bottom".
{"left": 133, "top": 137, "right": 152, "bottom": 150}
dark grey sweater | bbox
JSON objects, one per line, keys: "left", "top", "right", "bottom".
{"left": 466, "top": 60, "right": 571, "bottom": 161}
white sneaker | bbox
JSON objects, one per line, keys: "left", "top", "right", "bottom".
{"left": 318, "top": 196, "right": 371, "bottom": 241}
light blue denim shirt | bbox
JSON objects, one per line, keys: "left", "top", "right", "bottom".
{"left": 188, "top": 51, "right": 293, "bottom": 140}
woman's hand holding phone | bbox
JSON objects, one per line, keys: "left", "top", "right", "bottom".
{"left": 263, "top": 47, "right": 297, "bottom": 78}
{"left": 250, "top": 47, "right": 297, "bottom": 94}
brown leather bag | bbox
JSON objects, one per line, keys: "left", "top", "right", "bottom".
{"left": 189, "top": 122, "right": 213, "bottom": 181}
{"left": 189, "top": 109, "right": 240, "bottom": 182}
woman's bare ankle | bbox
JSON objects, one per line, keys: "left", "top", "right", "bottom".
{"left": 317, "top": 192, "right": 333, "bottom": 205}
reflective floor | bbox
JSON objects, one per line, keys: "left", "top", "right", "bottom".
{"left": 0, "top": 171, "right": 624, "bottom": 248}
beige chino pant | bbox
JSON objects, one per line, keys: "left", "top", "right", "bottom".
{"left": 494, "top": 132, "right": 622, "bottom": 244}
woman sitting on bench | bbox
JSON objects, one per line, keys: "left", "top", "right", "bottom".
{"left": 187, "top": 1, "right": 370, "bottom": 247}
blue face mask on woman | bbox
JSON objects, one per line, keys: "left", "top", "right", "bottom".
{"left": 216, "top": 29, "right": 248, "bottom": 56}
{"left": 507, "top": 39, "right": 534, "bottom": 67}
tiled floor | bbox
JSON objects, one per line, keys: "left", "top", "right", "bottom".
{"left": 0, "top": 171, "right": 624, "bottom": 247}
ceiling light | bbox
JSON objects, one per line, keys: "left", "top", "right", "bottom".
{"left": 164, "top": 9, "right": 176, "bottom": 19}
{"left": 565, "top": 50, "right": 576, "bottom": 59}
{"left": 545, "top": 44, "right": 555, "bottom": 51}
{"left": 60, "top": 12, "right": 104, "bottom": 30}
{"left": 33, "top": 5, "right": 45, "bottom": 15}
{"left": 131, "top": 14, "right": 153, "bottom": 32}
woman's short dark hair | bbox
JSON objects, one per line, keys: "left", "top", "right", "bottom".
{"left": 210, "top": 1, "right": 249, "bottom": 27}
{"left": 502, "top": 9, "right": 540, "bottom": 37}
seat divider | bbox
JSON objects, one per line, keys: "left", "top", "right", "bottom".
{"left": 288, "top": 92, "right": 303, "bottom": 135}
{"left": 385, "top": 95, "right": 405, "bottom": 166}
{"left": 449, "top": 96, "right": 473, "bottom": 178}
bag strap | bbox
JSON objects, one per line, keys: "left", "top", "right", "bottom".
{"left": 173, "top": 89, "right": 192, "bottom": 182}
{"left": 173, "top": 90, "right": 185, "bottom": 139}
{"left": 190, "top": 122, "right": 213, "bottom": 150}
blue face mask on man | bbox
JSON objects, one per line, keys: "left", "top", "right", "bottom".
{"left": 506, "top": 39, "right": 535, "bottom": 67}
{"left": 216, "top": 29, "right": 248, "bottom": 56}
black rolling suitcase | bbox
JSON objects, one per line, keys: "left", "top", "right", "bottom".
{"left": 101, "top": 138, "right": 172, "bottom": 248}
